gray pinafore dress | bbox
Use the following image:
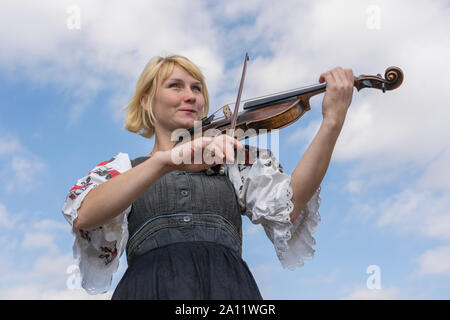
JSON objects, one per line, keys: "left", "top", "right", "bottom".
{"left": 111, "top": 156, "right": 263, "bottom": 300}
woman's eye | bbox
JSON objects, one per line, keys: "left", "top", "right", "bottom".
{"left": 168, "top": 83, "right": 180, "bottom": 88}
{"left": 192, "top": 86, "right": 202, "bottom": 92}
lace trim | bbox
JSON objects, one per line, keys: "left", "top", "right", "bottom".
{"left": 268, "top": 182, "right": 322, "bottom": 270}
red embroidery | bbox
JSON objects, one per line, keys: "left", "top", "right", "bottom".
{"left": 99, "top": 244, "right": 117, "bottom": 265}
{"left": 68, "top": 177, "right": 93, "bottom": 200}
{"left": 95, "top": 157, "right": 115, "bottom": 167}
{"left": 88, "top": 167, "right": 121, "bottom": 180}
{"left": 79, "top": 229, "right": 91, "bottom": 242}
{"left": 108, "top": 169, "right": 120, "bottom": 178}
{"left": 67, "top": 158, "right": 120, "bottom": 201}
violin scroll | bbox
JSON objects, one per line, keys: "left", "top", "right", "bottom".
{"left": 354, "top": 66, "right": 404, "bottom": 92}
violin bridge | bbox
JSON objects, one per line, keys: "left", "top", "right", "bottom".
{"left": 223, "top": 104, "right": 232, "bottom": 120}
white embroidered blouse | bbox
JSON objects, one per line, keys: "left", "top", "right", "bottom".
{"left": 62, "top": 148, "right": 321, "bottom": 295}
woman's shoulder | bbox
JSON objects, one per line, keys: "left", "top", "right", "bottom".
{"left": 87, "top": 152, "right": 132, "bottom": 176}
{"left": 98, "top": 152, "right": 153, "bottom": 164}
{"left": 129, "top": 154, "right": 150, "bottom": 168}
{"left": 94, "top": 152, "right": 130, "bottom": 164}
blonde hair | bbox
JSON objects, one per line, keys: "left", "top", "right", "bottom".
{"left": 123, "top": 55, "right": 210, "bottom": 138}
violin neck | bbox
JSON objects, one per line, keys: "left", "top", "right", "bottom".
{"left": 243, "top": 83, "right": 327, "bottom": 110}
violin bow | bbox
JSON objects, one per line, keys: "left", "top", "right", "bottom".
{"left": 219, "top": 52, "right": 249, "bottom": 175}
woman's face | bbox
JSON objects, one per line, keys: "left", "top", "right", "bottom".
{"left": 151, "top": 65, "right": 205, "bottom": 133}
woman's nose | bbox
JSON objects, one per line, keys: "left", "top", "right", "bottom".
{"left": 183, "top": 88, "right": 196, "bottom": 103}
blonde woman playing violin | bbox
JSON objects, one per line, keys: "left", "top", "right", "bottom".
{"left": 62, "top": 55, "right": 353, "bottom": 299}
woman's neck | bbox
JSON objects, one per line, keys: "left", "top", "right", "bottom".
{"left": 148, "top": 127, "right": 178, "bottom": 157}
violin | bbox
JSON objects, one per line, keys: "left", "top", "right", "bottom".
{"left": 178, "top": 53, "right": 404, "bottom": 174}
{"left": 184, "top": 55, "right": 404, "bottom": 142}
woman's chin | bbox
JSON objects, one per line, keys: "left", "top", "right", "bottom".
{"left": 179, "top": 116, "right": 202, "bottom": 128}
{"left": 174, "top": 119, "right": 197, "bottom": 130}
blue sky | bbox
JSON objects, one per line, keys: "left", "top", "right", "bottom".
{"left": 1, "top": 0, "right": 450, "bottom": 299}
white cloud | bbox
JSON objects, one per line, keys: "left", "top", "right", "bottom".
{"left": 250, "top": 263, "right": 280, "bottom": 299}
{"left": 0, "top": 0, "right": 225, "bottom": 125}
{"left": 373, "top": 188, "right": 450, "bottom": 241}
{"left": 0, "top": 284, "right": 113, "bottom": 300}
{"left": 345, "top": 180, "right": 364, "bottom": 194}
{"left": 417, "top": 147, "right": 450, "bottom": 191}
{"left": 0, "top": 203, "right": 16, "bottom": 229}
{"left": 0, "top": 135, "right": 24, "bottom": 155}
{"left": 287, "top": 119, "right": 321, "bottom": 148}
{"left": 0, "top": 285, "right": 46, "bottom": 300}
{"left": 297, "top": 268, "right": 341, "bottom": 285}
{"left": 19, "top": 218, "right": 72, "bottom": 253}
{"left": 7, "top": 155, "right": 46, "bottom": 192}
{"left": 416, "top": 246, "right": 450, "bottom": 276}
{"left": 0, "top": 127, "right": 47, "bottom": 193}
{"left": 0, "top": 214, "right": 121, "bottom": 299}
{"left": 30, "top": 219, "right": 70, "bottom": 233}
{"left": 342, "top": 286, "right": 400, "bottom": 300}
{"left": 0, "top": 247, "right": 121, "bottom": 299}
{"left": 21, "top": 232, "right": 59, "bottom": 253}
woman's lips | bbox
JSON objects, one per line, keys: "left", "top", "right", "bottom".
{"left": 179, "top": 109, "right": 196, "bottom": 114}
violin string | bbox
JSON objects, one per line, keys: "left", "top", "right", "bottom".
{"left": 221, "top": 85, "right": 312, "bottom": 110}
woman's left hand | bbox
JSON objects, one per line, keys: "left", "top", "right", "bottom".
{"left": 319, "top": 67, "right": 354, "bottom": 127}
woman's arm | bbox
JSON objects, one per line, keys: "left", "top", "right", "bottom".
{"left": 289, "top": 118, "right": 343, "bottom": 222}
{"left": 289, "top": 67, "right": 354, "bottom": 223}
{"left": 74, "top": 134, "right": 241, "bottom": 230}
{"left": 74, "top": 152, "right": 172, "bottom": 230}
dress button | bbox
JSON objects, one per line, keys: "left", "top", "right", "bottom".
{"left": 183, "top": 216, "right": 191, "bottom": 222}
{"left": 180, "top": 190, "right": 189, "bottom": 197}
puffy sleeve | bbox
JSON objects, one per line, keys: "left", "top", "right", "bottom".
{"left": 227, "top": 146, "right": 321, "bottom": 270}
{"left": 61, "top": 152, "right": 132, "bottom": 294}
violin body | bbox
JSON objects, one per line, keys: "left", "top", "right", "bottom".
{"left": 195, "top": 98, "right": 308, "bottom": 140}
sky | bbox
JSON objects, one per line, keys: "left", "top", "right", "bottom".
{"left": 0, "top": 0, "right": 449, "bottom": 299}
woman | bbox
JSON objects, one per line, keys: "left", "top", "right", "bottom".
{"left": 62, "top": 55, "right": 354, "bottom": 299}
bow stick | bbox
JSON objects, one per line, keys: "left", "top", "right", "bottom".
{"left": 219, "top": 52, "right": 249, "bottom": 175}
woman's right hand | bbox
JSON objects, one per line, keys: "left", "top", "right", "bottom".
{"left": 158, "top": 134, "right": 244, "bottom": 172}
